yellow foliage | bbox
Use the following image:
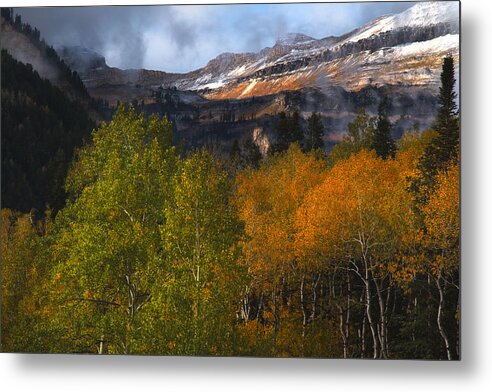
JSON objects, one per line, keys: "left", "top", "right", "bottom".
{"left": 423, "top": 162, "right": 460, "bottom": 272}
{"left": 234, "top": 145, "right": 326, "bottom": 282}
{"left": 295, "top": 150, "right": 415, "bottom": 268}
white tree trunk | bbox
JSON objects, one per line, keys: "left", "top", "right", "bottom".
{"left": 436, "top": 271, "right": 452, "bottom": 360}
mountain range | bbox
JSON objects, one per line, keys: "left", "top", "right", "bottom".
{"left": 2, "top": 2, "right": 460, "bottom": 151}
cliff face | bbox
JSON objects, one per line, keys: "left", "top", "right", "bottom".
{"left": 239, "top": 23, "right": 456, "bottom": 80}
{"left": 253, "top": 127, "right": 271, "bottom": 156}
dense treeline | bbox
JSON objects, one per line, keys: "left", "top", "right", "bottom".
{"left": 1, "top": 57, "right": 459, "bottom": 358}
{"left": 1, "top": 50, "right": 95, "bottom": 213}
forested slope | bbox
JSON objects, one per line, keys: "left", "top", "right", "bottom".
{"left": 1, "top": 50, "right": 95, "bottom": 212}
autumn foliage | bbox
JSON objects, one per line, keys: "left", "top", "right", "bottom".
{"left": 1, "top": 106, "right": 459, "bottom": 359}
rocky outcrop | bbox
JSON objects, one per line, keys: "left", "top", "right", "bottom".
{"left": 253, "top": 127, "right": 271, "bottom": 156}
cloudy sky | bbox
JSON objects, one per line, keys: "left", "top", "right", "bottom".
{"left": 16, "top": 2, "right": 416, "bottom": 73}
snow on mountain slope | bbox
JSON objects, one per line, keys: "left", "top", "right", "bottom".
{"left": 327, "top": 33, "right": 459, "bottom": 91}
{"left": 392, "top": 1, "right": 459, "bottom": 29}
{"left": 169, "top": 1, "right": 459, "bottom": 98}
{"left": 341, "top": 1, "right": 459, "bottom": 45}
{"left": 392, "top": 33, "right": 458, "bottom": 58}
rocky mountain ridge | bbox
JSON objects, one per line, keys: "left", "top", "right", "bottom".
{"left": 174, "top": 2, "right": 459, "bottom": 98}
{"left": 60, "top": 2, "right": 458, "bottom": 105}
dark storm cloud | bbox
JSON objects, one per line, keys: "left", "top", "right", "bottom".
{"left": 15, "top": 2, "right": 416, "bottom": 73}
{"left": 16, "top": 6, "right": 151, "bottom": 69}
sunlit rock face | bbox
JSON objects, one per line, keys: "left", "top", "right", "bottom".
{"left": 253, "top": 127, "right": 271, "bottom": 156}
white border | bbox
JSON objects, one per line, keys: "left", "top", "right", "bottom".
{"left": 2, "top": 0, "right": 491, "bottom": 391}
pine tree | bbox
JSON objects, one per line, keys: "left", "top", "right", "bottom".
{"left": 412, "top": 56, "right": 460, "bottom": 202}
{"left": 305, "top": 112, "right": 324, "bottom": 151}
{"left": 426, "top": 56, "right": 460, "bottom": 170}
{"left": 227, "top": 138, "right": 244, "bottom": 172}
{"left": 14, "top": 15, "right": 22, "bottom": 30}
{"left": 1, "top": 8, "right": 13, "bottom": 21}
{"left": 272, "top": 111, "right": 304, "bottom": 153}
{"left": 1, "top": 50, "right": 94, "bottom": 213}
{"left": 290, "top": 111, "right": 304, "bottom": 145}
{"left": 273, "top": 112, "right": 291, "bottom": 153}
{"left": 371, "top": 97, "right": 396, "bottom": 159}
{"left": 230, "top": 139, "right": 241, "bottom": 161}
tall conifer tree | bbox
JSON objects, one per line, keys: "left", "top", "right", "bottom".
{"left": 413, "top": 56, "right": 460, "bottom": 201}
{"left": 429, "top": 56, "right": 460, "bottom": 167}
{"left": 371, "top": 97, "right": 396, "bottom": 159}
{"left": 272, "top": 112, "right": 291, "bottom": 153}
{"left": 290, "top": 111, "right": 304, "bottom": 145}
{"left": 305, "top": 112, "right": 324, "bottom": 152}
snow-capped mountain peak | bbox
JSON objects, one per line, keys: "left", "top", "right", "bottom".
{"left": 392, "top": 1, "right": 459, "bottom": 29}
{"left": 341, "top": 1, "right": 459, "bottom": 45}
